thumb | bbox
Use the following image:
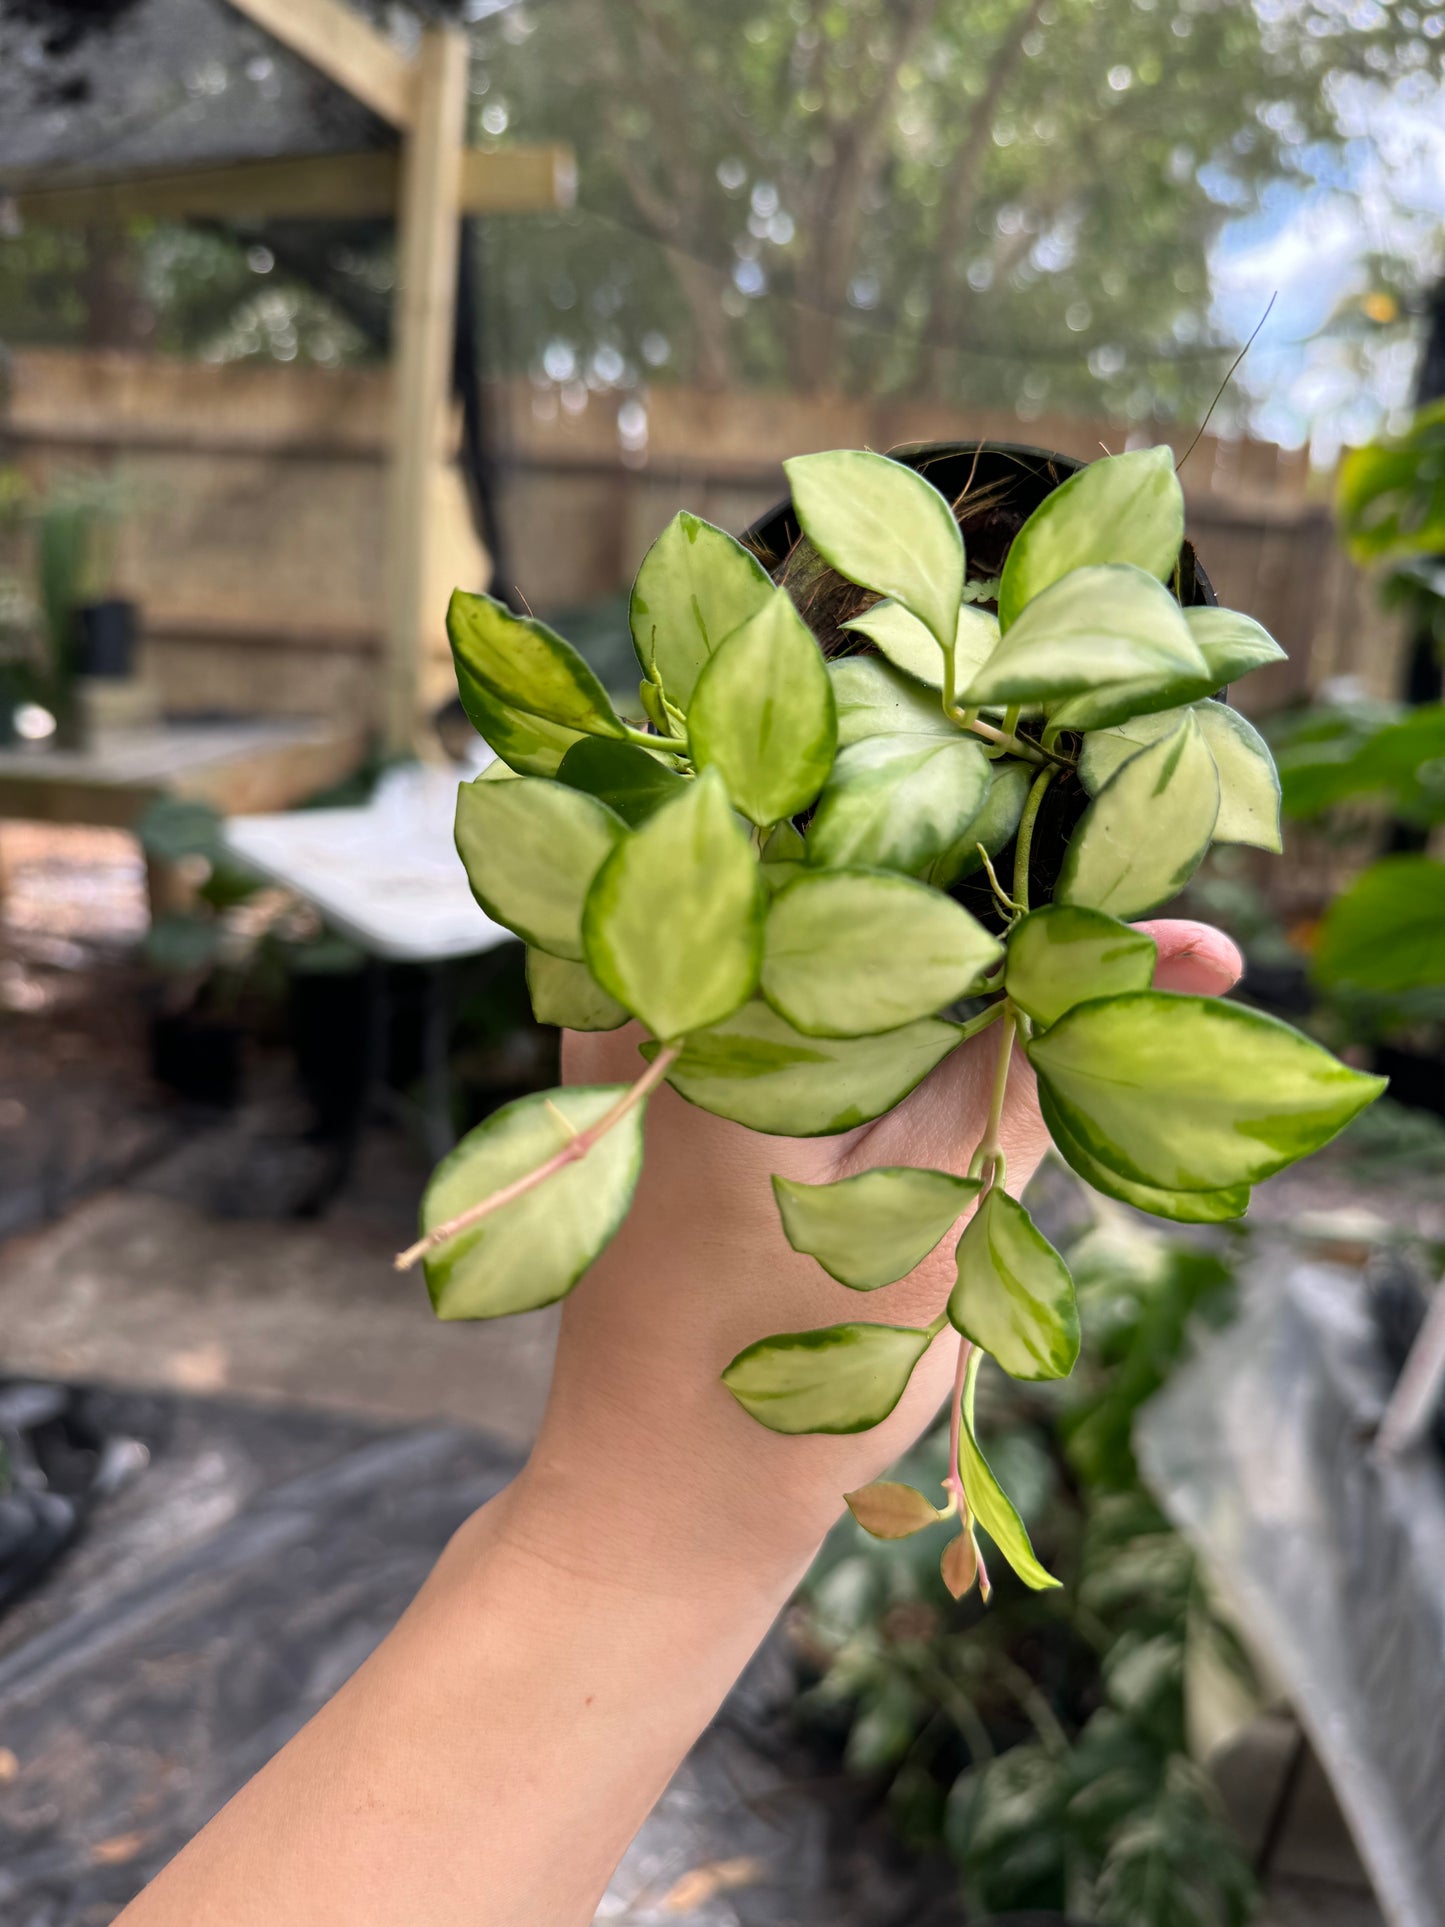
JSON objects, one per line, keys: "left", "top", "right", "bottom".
{"left": 1137, "top": 918, "right": 1243, "bottom": 996}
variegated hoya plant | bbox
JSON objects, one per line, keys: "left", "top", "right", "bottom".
{"left": 395, "top": 446, "right": 1384, "bottom": 1601}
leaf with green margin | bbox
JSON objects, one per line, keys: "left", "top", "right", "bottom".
{"left": 1313, "top": 854, "right": 1445, "bottom": 994}
{"left": 722, "top": 1318, "right": 936, "bottom": 1434}
{"left": 923, "top": 761, "right": 1033, "bottom": 889}
{"left": 1057, "top": 714, "right": 1219, "bottom": 918}
{"left": 762, "top": 868, "right": 1001, "bottom": 1038}
{"left": 785, "top": 449, "right": 964, "bottom": 651}
{"left": 1005, "top": 905, "right": 1157, "bottom": 1029}
{"left": 958, "top": 1349, "right": 1060, "bottom": 1589}
{"left": 846, "top": 1481, "right": 949, "bottom": 1538}
{"left": 421, "top": 1084, "right": 645, "bottom": 1319}
{"left": 452, "top": 664, "right": 585, "bottom": 776}
{"left": 759, "top": 820, "right": 807, "bottom": 897}
{"left": 962, "top": 566, "right": 1206, "bottom": 707}
{"left": 525, "top": 949, "right": 629, "bottom": 1032}
{"left": 948, "top": 1189, "right": 1079, "bottom": 1382}
{"left": 1028, "top": 990, "right": 1386, "bottom": 1191}
{"left": 1045, "top": 606, "right": 1284, "bottom": 734}
{"left": 628, "top": 510, "right": 775, "bottom": 705}
{"left": 829, "top": 656, "right": 958, "bottom": 746}
{"left": 687, "top": 588, "right": 837, "bottom": 824}
{"left": 773, "top": 1164, "right": 980, "bottom": 1289}
{"left": 997, "top": 447, "right": 1183, "bottom": 631}
{"left": 650, "top": 1001, "right": 964, "bottom": 1135}
{"left": 1184, "top": 605, "right": 1287, "bottom": 680}
{"left": 809, "top": 734, "right": 991, "bottom": 873}
{"left": 454, "top": 774, "right": 623, "bottom": 961}
{"left": 842, "top": 600, "right": 998, "bottom": 692}
{"left": 1038, "top": 1080, "right": 1250, "bottom": 1223}
{"left": 1078, "top": 700, "right": 1281, "bottom": 852}
{"left": 582, "top": 770, "right": 762, "bottom": 1041}
{"left": 447, "top": 589, "right": 625, "bottom": 739}
{"left": 556, "top": 737, "right": 688, "bottom": 826}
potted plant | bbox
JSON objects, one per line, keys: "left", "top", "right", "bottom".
{"left": 396, "top": 441, "right": 1384, "bottom": 1601}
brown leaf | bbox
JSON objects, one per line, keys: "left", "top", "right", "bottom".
{"left": 661, "top": 1856, "right": 766, "bottom": 1911}
{"left": 89, "top": 1832, "right": 148, "bottom": 1867}
{"left": 845, "top": 1480, "right": 943, "bottom": 1540}
{"left": 940, "top": 1528, "right": 980, "bottom": 1600}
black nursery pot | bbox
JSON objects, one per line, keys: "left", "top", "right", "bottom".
{"left": 74, "top": 598, "right": 138, "bottom": 680}
{"left": 744, "top": 440, "right": 1219, "bottom": 918}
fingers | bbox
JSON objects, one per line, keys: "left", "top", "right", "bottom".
{"left": 1137, "top": 918, "right": 1243, "bottom": 996}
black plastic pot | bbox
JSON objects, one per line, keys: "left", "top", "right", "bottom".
{"left": 74, "top": 598, "right": 138, "bottom": 679}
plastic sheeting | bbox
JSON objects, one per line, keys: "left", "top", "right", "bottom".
{"left": 1137, "top": 1253, "right": 1445, "bottom": 1927}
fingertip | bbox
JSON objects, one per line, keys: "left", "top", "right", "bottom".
{"left": 1135, "top": 918, "right": 1244, "bottom": 996}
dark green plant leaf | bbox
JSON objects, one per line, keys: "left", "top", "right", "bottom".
{"left": 653, "top": 1000, "right": 963, "bottom": 1135}
{"left": 785, "top": 449, "right": 964, "bottom": 650}
{"left": 773, "top": 1164, "right": 980, "bottom": 1289}
{"left": 962, "top": 565, "right": 1206, "bottom": 707}
{"left": 525, "top": 949, "right": 629, "bottom": 1032}
{"left": 1029, "top": 991, "right": 1386, "bottom": 1191}
{"left": 948, "top": 1190, "right": 1080, "bottom": 1382}
{"left": 688, "top": 587, "right": 837, "bottom": 823}
{"left": 722, "top": 1318, "right": 936, "bottom": 1434}
{"left": 582, "top": 770, "right": 763, "bottom": 1040}
{"left": 842, "top": 600, "right": 998, "bottom": 692}
{"left": 421, "top": 1084, "right": 645, "bottom": 1319}
{"left": 1313, "top": 854, "right": 1445, "bottom": 994}
{"left": 1078, "top": 700, "right": 1281, "bottom": 852}
{"left": 997, "top": 447, "right": 1184, "bottom": 630}
{"left": 1006, "top": 905, "right": 1157, "bottom": 1029}
{"left": 958, "top": 1349, "right": 1060, "bottom": 1589}
{"left": 451, "top": 669, "right": 586, "bottom": 776}
{"left": 809, "top": 735, "right": 991, "bottom": 873}
{"left": 1057, "top": 714, "right": 1219, "bottom": 918}
{"left": 1279, "top": 705, "right": 1445, "bottom": 824}
{"left": 923, "top": 762, "right": 1033, "bottom": 889}
{"left": 448, "top": 589, "right": 625, "bottom": 741}
{"left": 830, "top": 656, "right": 959, "bottom": 745}
{"left": 1336, "top": 398, "right": 1445, "bottom": 565}
{"left": 846, "top": 1480, "right": 949, "bottom": 1538}
{"left": 762, "top": 868, "right": 1001, "bottom": 1037}
{"left": 1039, "top": 1083, "right": 1250, "bottom": 1223}
{"left": 556, "top": 736, "right": 688, "bottom": 825}
{"left": 628, "top": 509, "right": 775, "bottom": 705}
{"left": 455, "top": 773, "right": 623, "bottom": 960}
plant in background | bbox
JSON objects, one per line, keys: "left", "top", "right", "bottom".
{"left": 397, "top": 445, "right": 1383, "bottom": 1599}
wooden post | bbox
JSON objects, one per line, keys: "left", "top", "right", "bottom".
{"left": 384, "top": 25, "right": 471, "bottom": 754}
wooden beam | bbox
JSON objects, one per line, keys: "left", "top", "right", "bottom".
{"left": 0, "top": 146, "right": 576, "bottom": 228}
{"left": 383, "top": 26, "right": 473, "bottom": 754}
{"left": 221, "top": 0, "right": 417, "bottom": 130}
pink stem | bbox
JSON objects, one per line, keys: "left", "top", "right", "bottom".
{"left": 394, "top": 1045, "right": 680, "bottom": 1272}
{"left": 944, "top": 1333, "right": 973, "bottom": 1520}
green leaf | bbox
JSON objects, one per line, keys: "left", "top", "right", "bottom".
{"left": 961, "top": 565, "right": 1206, "bottom": 708}
{"left": 846, "top": 1481, "right": 948, "bottom": 1538}
{"left": 958, "top": 1350, "right": 1060, "bottom": 1589}
{"left": 1046, "top": 607, "right": 1284, "bottom": 734}
{"left": 1278, "top": 705, "right": 1445, "bottom": 823}
{"left": 448, "top": 589, "right": 625, "bottom": 741}
{"left": 923, "top": 761, "right": 1032, "bottom": 890}
{"left": 1183, "top": 606, "right": 1287, "bottom": 682}
{"left": 809, "top": 734, "right": 991, "bottom": 873}
{"left": 1028, "top": 990, "right": 1386, "bottom": 1191}
{"left": 1005, "top": 904, "right": 1157, "bottom": 1029}
{"left": 997, "top": 447, "right": 1184, "bottom": 630}
{"left": 421, "top": 1085, "right": 645, "bottom": 1319}
{"left": 829, "top": 655, "right": 958, "bottom": 746}
{"left": 687, "top": 587, "right": 837, "bottom": 824}
{"left": 762, "top": 868, "right": 1001, "bottom": 1037}
{"left": 1336, "top": 398, "right": 1445, "bottom": 565}
{"left": 525, "top": 949, "right": 628, "bottom": 1032}
{"left": 581, "top": 770, "right": 762, "bottom": 1040}
{"left": 773, "top": 1164, "right": 980, "bottom": 1288}
{"left": 556, "top": 737, "right": 688, "bottom": 826}
{"left": 654, "top": 1000, "right": 963, "bottom": 1135}
{"left": 454, "top": 773, "right": 623, "bottom": 960}
{"left": 722, "top": 1318, "right": 936, "bottom": 1434}
{"left": 451, "top": 671, "right": 585, "bottom": 777}
{"left": 1313, "top": 854, "right": 1445, "bottom": 994}
{"left": 785, "top": 449, "right": 964, "bottom": 650}
{"left": 1057, "top": 713, "right": 1219, "bottom": 918}
{"left": 759, "top": 819, "right": 806, "bottom": 896}
{"left": 1038, "top": 1082, "right": 1249, "bottom": 1223}
{"left": 842, "top": 599, "right": 998, "bottom": 692}
{"left": 628, "top": 510, "right": 775, "bottom": 705}
{"left": 948, "top": 1189, "right": 1080, "bottom": 1381}
{"left": 1078, "top": 701, "right": 1281, "bottom": 852}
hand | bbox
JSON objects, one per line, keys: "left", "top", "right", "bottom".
{"left": 502, "top": 918, "right": 1243, "bottom": 1595}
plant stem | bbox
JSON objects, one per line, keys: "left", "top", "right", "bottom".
{"left": 621, "top": 724, "right": 688, "bottom": 755}
{"left": 1012, "top": 766, "right": 1056, "bottom": 910}
{"left": 395, "top": 1046, "right": 680, "bottom": 1271}
{"left": 968, "top": 1008, "right": 1017, "bottom": 1191}
{"left": 956, "top": 1000, "right": 1007, "bottom": 1044}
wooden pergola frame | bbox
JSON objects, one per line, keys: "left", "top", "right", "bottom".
{"left": 1, "top": 0, "right": 574, "bottom": 752}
